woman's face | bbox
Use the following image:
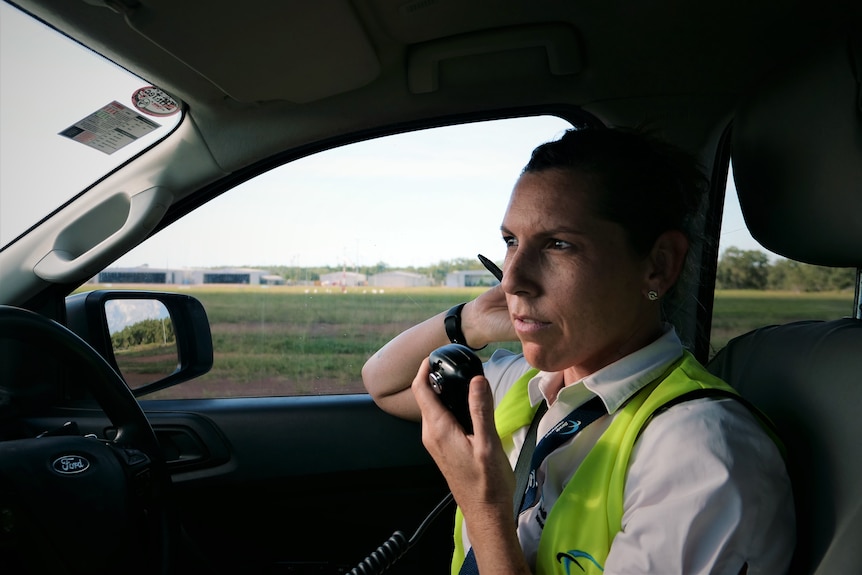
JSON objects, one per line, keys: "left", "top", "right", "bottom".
{"left": 500, "top": 169, "right": 662, "bottom": 381}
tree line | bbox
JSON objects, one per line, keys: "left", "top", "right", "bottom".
{"left": 112, "top": 318, "right": 175, "bottom": 350}
{"left": 716, "top": 247, "right": 856, "bottom": 291}
{"left": 261, "top": 249, "right": 855, "bottom": 292}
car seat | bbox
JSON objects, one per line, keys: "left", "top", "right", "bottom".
{"left": 706, "top": 28, "right": 862, "bottom": 575}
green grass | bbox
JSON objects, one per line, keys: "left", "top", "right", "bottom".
{"left": 708, "top": 289, "right": 855, "bottom": 355}
{"left": 79, "top": 285, "right": 855, "bottom": 398}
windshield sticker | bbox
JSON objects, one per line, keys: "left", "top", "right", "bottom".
{"left": 58, "top": 101, "right": 161, "bottom": 155}
{"left": 131, "top": 86, "right": 180, "bottom": 117}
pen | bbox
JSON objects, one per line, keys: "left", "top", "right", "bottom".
{"left": 477, "top": 254, "right": 503, "bottom": 281}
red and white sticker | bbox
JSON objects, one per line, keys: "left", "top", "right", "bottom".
{"left": 131, "top": 86, "right": 180, "bottom": 117}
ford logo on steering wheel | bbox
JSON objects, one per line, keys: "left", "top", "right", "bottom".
{"left": 52, "top": 455, "right": 90, "bottom": 475}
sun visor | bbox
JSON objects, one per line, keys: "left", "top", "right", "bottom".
{"left": 731, "top": 29, "right": 862, "bottom": 268}
{"left": 122, "top": 0, "right": 380, "bottom": 104}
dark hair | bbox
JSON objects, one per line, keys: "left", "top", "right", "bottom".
{"left": 522, "top": 127, "right": 708, "bottom": 257}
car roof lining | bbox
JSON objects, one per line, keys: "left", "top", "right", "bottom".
{"left": 17, "top": 0, "right": 860, "bottom": 173}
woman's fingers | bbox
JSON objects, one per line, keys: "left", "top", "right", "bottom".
{"left": 468, "top": 375, "right": 497, "bottom": 443}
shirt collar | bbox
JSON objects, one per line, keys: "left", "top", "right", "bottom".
{"left": 527, "top": 324, "right": 684, "bottom": 414}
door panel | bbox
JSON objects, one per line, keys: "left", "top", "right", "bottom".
{"left": 151, "top": 395, "right": 453, "bottom": 574}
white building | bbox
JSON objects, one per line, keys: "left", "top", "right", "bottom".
{"left": 445, "top": 270, "right": 499, "bottom": 288}
{"left": 320, "top": 271, "right": 367, "bottom": 286}
{"left": 368, "top": 271, "right": 431, "bottom": 288}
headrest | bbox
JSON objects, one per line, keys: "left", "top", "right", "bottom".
{"left": 731, "top": 29, "right": 862, "bottom": 268}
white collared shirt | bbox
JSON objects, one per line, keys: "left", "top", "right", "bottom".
{"left": 462, "top": 327, "right": 795, "bottom": 574}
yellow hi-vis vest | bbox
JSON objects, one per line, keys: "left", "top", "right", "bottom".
{"left": 451, "top": 351, "right": 743, "bottom": 575}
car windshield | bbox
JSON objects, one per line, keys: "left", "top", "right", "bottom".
{"left": 0, "top": 1, "right": 183, "bottom": 249}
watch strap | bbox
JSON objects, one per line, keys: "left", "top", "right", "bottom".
{"left": 444, "top": 303, "right": 485, "bottom": 350}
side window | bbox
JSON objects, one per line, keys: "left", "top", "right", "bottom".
{"left": 709, "top": 163, "right": 857, "bottom": 357}
{"left": 95, "top": 116, "right": 573, "bottom": 398}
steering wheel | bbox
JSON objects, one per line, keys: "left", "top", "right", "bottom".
{"left": 0, "top": 305, "right": 174, "bottom": 574}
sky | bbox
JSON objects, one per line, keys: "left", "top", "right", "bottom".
{"left": 116, "top": 117, "right": 582, "bottom": 269}
{"left": 108, "top": 120, "right": 770, "bottom": 271}
{"left": 0, "top": 2, "right": 771, "bottom": 271}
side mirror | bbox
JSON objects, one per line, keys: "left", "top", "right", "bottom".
{"left": 66, "top": 290, "right": 213, "bottom": 396}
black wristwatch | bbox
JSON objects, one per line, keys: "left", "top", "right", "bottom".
{"left": 444, "top": 303, "right": 485, "bottom": 351}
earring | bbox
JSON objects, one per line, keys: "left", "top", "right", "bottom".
{"left": 647, "top": 290, "right": 659, "bottom": 301}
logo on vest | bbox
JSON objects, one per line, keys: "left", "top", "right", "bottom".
{"left": 556, "top": 550, "right": 604, "bottom": 573}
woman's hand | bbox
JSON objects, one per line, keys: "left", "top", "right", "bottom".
{"left": 412, "top": 357, "right": 514, "bottom": 512}
{"left": 412, "top": 358, "right": 531, "bottom": 574}
{"left": 461, "top": 285, "right": 516, "bottom": 349}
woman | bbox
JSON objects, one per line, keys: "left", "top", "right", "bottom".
{"left": 362, "top": 128, "right": 794, "bottom": 574}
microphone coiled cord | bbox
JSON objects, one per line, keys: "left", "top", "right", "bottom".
{"left": 348, "top": 492, "right": 454, "bottom": 575}
{"left": 347, "top": 531, "right": 409, "bottom": 575}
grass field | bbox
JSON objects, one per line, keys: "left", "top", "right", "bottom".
{"left": 708, "top": 289, "right": 856, "bottom": 353}
{"left": 83, "top": 285, "right": 855, "bottom": 399}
